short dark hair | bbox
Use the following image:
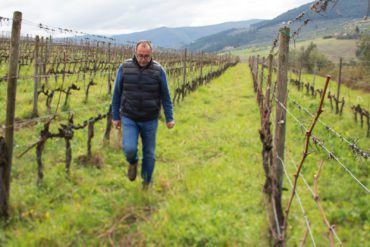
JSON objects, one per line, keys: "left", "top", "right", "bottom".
{"left": 135, "top": 40, "right": 152, "bottom": 51}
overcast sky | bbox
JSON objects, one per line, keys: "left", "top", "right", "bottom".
{"left": 0, "top": 0, "right": 313, "bottom": 35}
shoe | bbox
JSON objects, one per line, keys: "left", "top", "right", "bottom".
{"left": 142, "top": 181, "right": 151, "bottom": 190}
{"left": 127, "top": 162, "right": 138, "bottom": 181}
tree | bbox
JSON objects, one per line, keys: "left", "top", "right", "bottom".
{"left": 301, "top": 42, "right": 317, "bottom": 72}
{"left": 356, "top": 35, "right": 370, "bottom": 69}
{"left": 355, "top": 25, "right": 360, "bottom": 34}
{"left": 290, "top": 42, "right": 333, "bottom": 73}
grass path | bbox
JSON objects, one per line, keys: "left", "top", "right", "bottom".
{"left": 133, "top": 63, "right": 268, "bottom": 245}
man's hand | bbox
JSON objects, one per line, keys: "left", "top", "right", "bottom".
{"left": 112, "top": 120, "right": 121, "bottom": 129}
{"left": 166, "top": 121, "right": 175, "bottom": 129}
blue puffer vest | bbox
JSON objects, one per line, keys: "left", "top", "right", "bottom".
{"left": 120, "top": 57, "right": 162, "bottom": 121}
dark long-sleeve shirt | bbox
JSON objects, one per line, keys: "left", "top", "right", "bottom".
{"left": 111, "top": 63, "right": 174, "bottom": 122}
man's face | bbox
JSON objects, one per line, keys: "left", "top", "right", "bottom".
{"left": 135, "top": 44, "right": 152, "bottom": 67}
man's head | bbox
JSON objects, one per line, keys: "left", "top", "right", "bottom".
{"left": 135, "top": 40, "right": 153, "bottom": 67}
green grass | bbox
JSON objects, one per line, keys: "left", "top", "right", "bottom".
{"left": 1, "top": 63, "right": 369, "bottom": 246}
{"left": 0, "top": 64, "right": 269, "bottom": 246}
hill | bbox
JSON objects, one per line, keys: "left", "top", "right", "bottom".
{"left": 254, "top": 0, "right": 367, "bottom": 29}
{"left": 111, "top": 19, "right": 262, "bottom": 49}
{"left": 187, "top": 0, "right": 369, "bottom": 52}
{"left": 229, "top": 36, "right": 360, "bottom": 62}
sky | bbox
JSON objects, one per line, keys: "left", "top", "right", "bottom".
{"left": 0, "top": 0, "right": 313, "bottom": 35}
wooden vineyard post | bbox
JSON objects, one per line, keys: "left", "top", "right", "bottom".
{"left": 32, "top": 35, "right": 40, "bottom": 117}
{"left": 335, "top": 57, "right": 343, "bottom": 115}
{"left": 0, "top": 137, "right": 9, "bottom": 218}
{"left": 2, "top": 11, "right": 22, "bottom": 219}
{"left": 107, "top": 42, "right": 112, "bottom": 95}
{"left": 272, "top": 26, "right": 290, "bottom": 245}
{"left": 182, "top": 48, "right": 187, "bottom": 100}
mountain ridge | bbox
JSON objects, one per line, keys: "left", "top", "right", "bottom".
{"left": 111, "top": 19, "right": 262, "bottom": 49}
{"left": 110, "top": 0, "right": 368, "bottom": 52}
{"left": 187, "top": 0, "right": 368, "bottom": 51}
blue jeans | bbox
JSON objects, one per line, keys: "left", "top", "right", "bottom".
{"left": 121, "top": 116, "right": 158, "bottom": 183}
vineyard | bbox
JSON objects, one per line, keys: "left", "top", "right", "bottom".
{"left": 0, "top": 14, "right": 237, "bottom": 184}
{"left": 245, "top": 1, "right": 369, "bottom": 244}
{"left": 1, "top": 1, "right": 370, "bottom": 246}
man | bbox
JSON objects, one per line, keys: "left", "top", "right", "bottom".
{"left": 111, "top": 40, "right": 175, "bottom": 189}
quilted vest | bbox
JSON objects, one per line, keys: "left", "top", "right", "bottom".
{"left": 120, "top": 58, "right": 162, "bottom": 121}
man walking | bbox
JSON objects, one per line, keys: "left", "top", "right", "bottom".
{"left": 111, "top": 40, "right": 175, "bottom": 189}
